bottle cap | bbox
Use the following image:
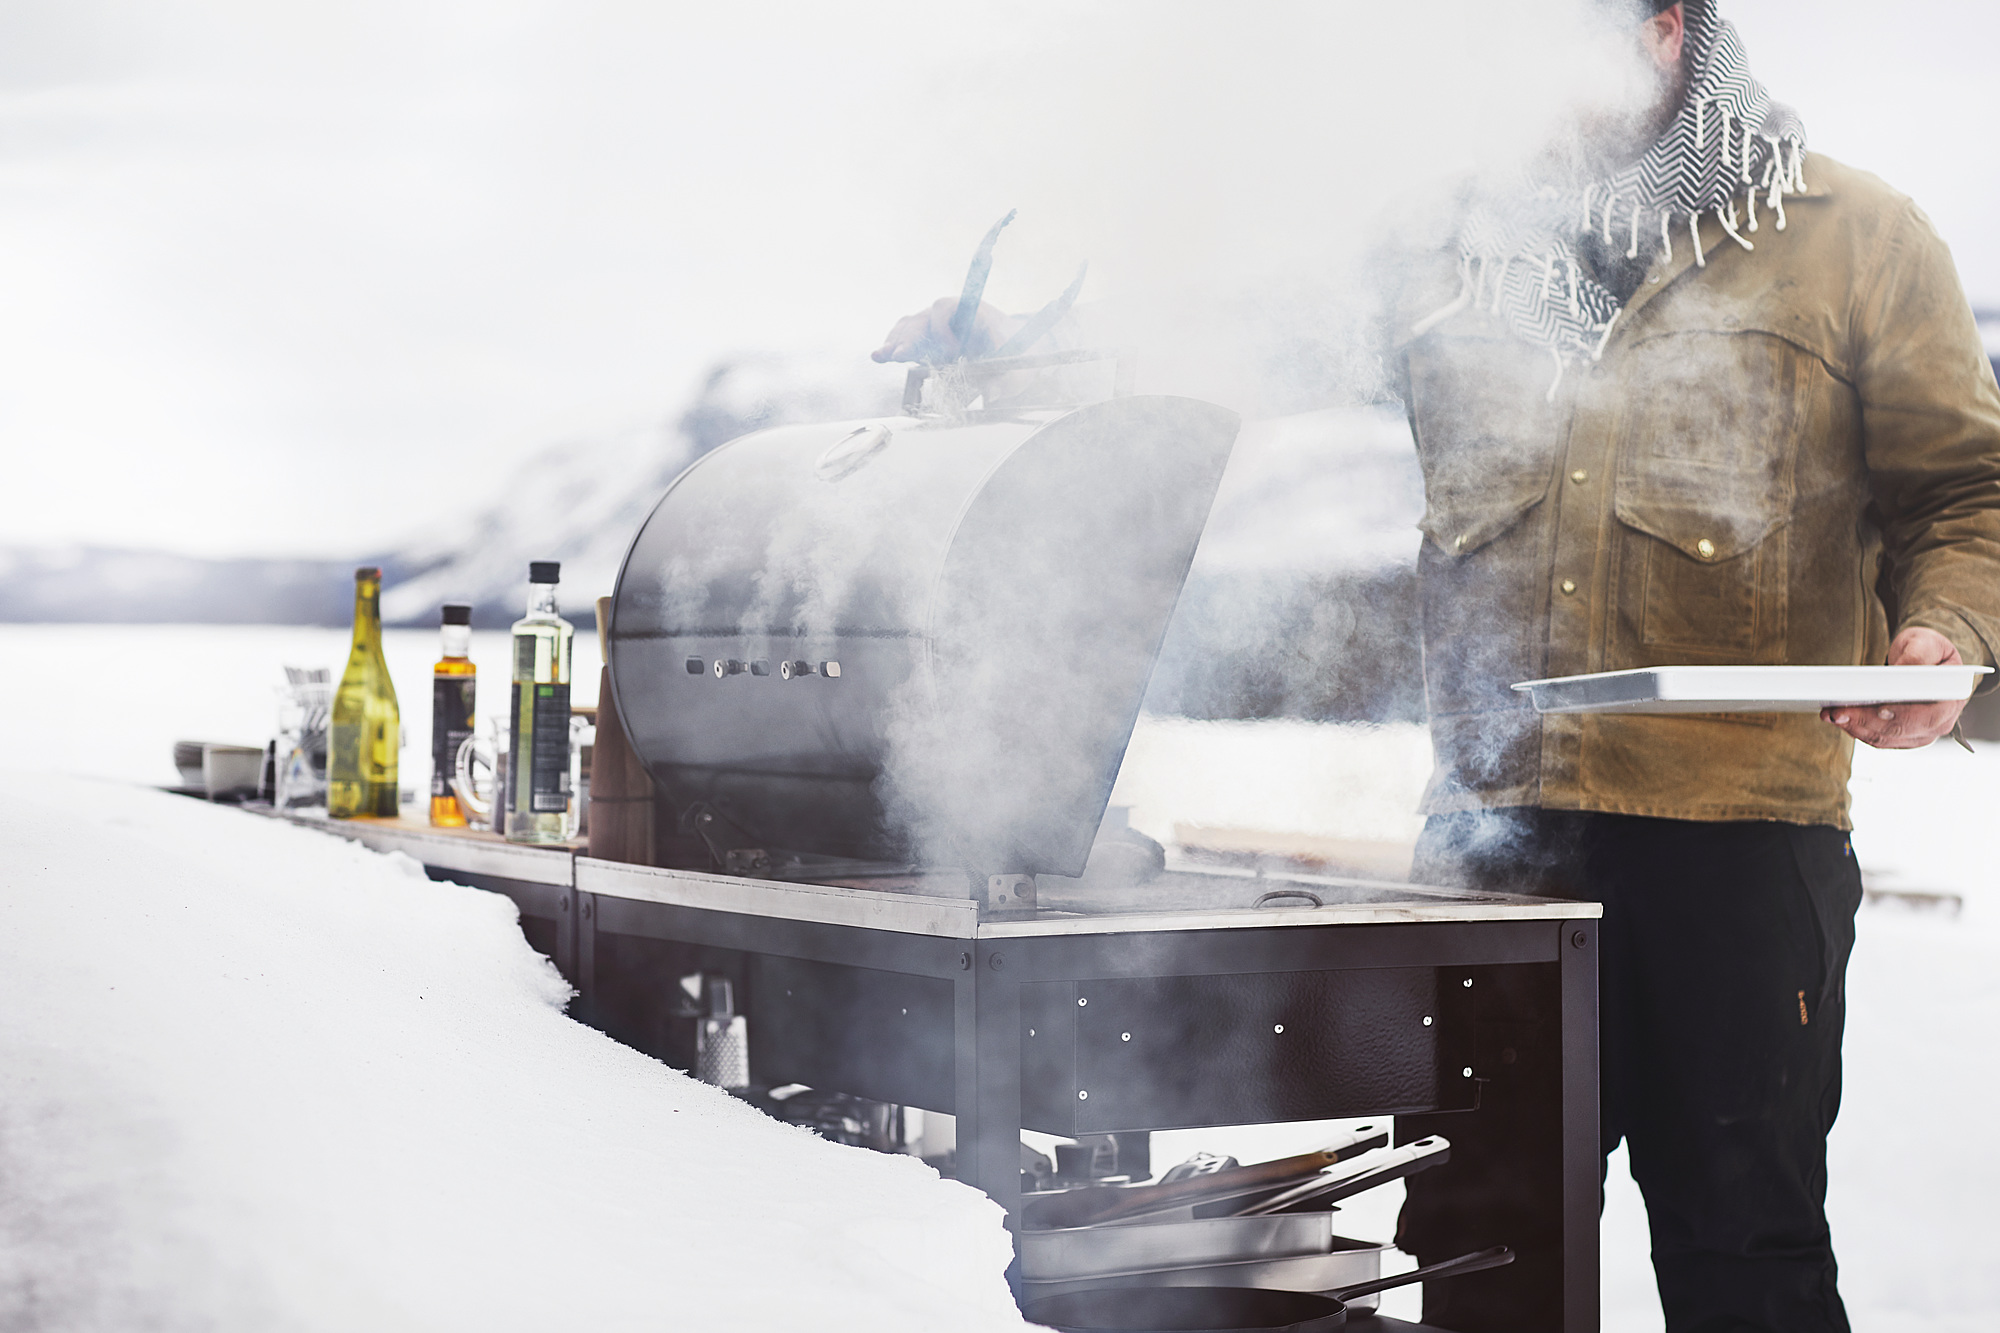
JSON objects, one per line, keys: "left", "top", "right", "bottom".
{"left": 440, "top": 604, "right": 472, "bottom": 626}
{"left": 529, "top": 560, "right": 560, "bottom": 584}
{"left": 354, "top": 565, "right": 382, "bottom": 581}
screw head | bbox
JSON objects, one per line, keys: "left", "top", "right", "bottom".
{"left": 1463, "top": 978, "right": 1473, "bottom": 988}
{"left": 989, "top": 953, "right": 1005, "bottom": 971}
{"left": 1120, "top": 1032, "right": 1131, "bottom": 1042}
{"left": 1462, "top": 1066, "right": 1474, "bottom": 1078}
{"left": 1571, "top": 930, "right": 1589, "bottom": 949}
{"left": 1423, "top": 1015, "right": 1434, "bottom": 1026}
{"left": 1273, "top": 1024, "right": 1285, "bottom": 1034}
{"left": 1077, "top": 997, "right": 1088, "bottom": 1007}
{"left": 959, "top": 952, "right": 971, "bottom": 971}
{"left": 560, "top": 896, "right": 570, "bottom": 913}
{"left": 1078, "top": 1090, "right": 1089, "bottom": 1101}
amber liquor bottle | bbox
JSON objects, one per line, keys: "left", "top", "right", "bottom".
{"left": 429, "top": 603, "right": 477, "bottom": 827}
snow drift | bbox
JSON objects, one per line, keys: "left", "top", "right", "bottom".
{"left": 0, "top": 774, "right": 1025, "bottom": 1332}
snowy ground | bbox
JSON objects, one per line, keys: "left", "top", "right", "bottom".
{"left": 0, "top": 773, "right": 1025, "bottom": 1331}
{"left": 3, "top": 625, "right": 1999, "bottom": 1330}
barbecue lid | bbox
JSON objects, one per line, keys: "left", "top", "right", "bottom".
{"left": 608, "top": 394, "right": 1240, "bottom": 878}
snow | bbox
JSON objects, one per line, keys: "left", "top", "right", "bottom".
{"left": 0, "top": 772, "right": 1025, "bottom": 1332}
{"left": 3, "top": 623, "right": 1999, "bottom": 1330}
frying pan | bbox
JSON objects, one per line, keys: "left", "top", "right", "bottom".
{"left": 1022, "top": 1245, "right": 1513, "bottom": 1333}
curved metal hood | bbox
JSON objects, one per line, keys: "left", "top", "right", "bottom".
{"left": 608, "top": 395, "right": 1240, "bottom": 877}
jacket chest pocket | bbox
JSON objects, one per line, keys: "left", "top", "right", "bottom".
{"left": 1614, "top": 329, "right": 1808, "bottom": 656}
{"left": 1407, "top": 336, "right": 1562, "bottom": 560}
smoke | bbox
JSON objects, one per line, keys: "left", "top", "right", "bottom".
{"left": 879, "top": 0, "right": 1661, "bottom": 413}
{"left": 607, "top": 0, "right": 1863, "bottom": 882}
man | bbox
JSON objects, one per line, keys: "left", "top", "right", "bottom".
{"left": 877, "top": 3, "right": 2000, "bottom": 1329}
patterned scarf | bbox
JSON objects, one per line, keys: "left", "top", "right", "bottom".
{"left": 1426, "top": 0, "right": 1807, "bottom": 395}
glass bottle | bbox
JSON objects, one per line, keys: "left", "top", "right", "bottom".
{"left": 505, "top": 561, "right": 575, "bottom": 844}
{"left": 329, "top": 566, "right": 401, "bottom": 819}
{"left": 430, "top": 603, "right": 477, "bottom": 827}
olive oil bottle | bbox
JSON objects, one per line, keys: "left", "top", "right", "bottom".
{"left": 329, "top": 566, "right": 401, "bottom": 819}
{"left": 505, "top": 561, "right": 575, "bottom": 844}
{"left": 429, "top": 603, "right": 477, "bottom": 827}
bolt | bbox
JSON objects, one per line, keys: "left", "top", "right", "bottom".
{"left": 1571, "top": 930, "right": 1589, "bottom": 949}
{"left": 1423, "top": 1016, "right": 1434, "bottom": 1026}
{"left": 1273, "top": 1024, "right": 1285, "bottom": 1034}
{"left": 989, "top": 953, "right": 1005, "bottom": 971}
{"left": 1078, "top": 1090, "right": 1089, "bottom": 1101}
{"left": 1462, "top": 1066, "right": 1474, "bottom": 1078}
{"left": 1077, "top": 997, "right": 1088, "bottom": 1007}
{"left": 1120, "top": 1032, "right": 1131, "bottom": 1042}
{"left": 1463, "top": 978, "right": 1473, "bottom": 988}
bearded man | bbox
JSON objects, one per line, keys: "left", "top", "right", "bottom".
{"left": 1384, "top": 2, "right": 2000, "bottom": 1329}
{"left": 875, "top": 3, "right": 2000, "bottom": 1329}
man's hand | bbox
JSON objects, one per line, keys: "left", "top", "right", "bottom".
{"left": 1820, "top": 626, "right": 1970, "bottom": 749}
{"left": 871, "top": 297, "right": 1021, "bottom": 364}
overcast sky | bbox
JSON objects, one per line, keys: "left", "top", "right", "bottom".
{"left": 4, "top": 0, "right": 1994, "bottom": 558}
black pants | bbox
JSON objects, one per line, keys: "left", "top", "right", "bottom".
{"left": 1398, "top": 810, "right": 1863, "bottom": 1333}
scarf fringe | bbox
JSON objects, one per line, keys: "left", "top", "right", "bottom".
{"left": 1440, "top": 4, "right": 1806, "bottom": 380}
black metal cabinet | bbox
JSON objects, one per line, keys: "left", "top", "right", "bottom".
{"left": 564, "top": 859, "right": 1601, "bottom": 1333}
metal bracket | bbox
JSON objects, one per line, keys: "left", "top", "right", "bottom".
{"left": 682, "top": 801, "right": 770, "bottom": 877}
{"left": 983, "top": 874, "right": 1037, "bottom": 915}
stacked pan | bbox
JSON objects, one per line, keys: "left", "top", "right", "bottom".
{"left": 1019, "top": 1126, "right": 1450, "bottom": 1305}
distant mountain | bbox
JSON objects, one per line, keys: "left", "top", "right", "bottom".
{"left": 2, "top": 357, "right": 1433, "bottom": 722}
{"left": 0, "top": 355, "right": 900, "bottom": 629}
{"left": 0, "top": 545, "right": 397, "bottom": 625}
{"left": 380, "top": 354, "right": 904, "bottom": 629}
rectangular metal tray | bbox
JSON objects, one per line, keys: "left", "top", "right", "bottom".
{"left": 1022, "top": 1235, "right": 1390, "bottom": 1305}
{"left": 1020, "top": 1210, "right": 1338, "bottom": 1281}
{"left": 1513, "top": 665, "right": 1992, "bottom": 715}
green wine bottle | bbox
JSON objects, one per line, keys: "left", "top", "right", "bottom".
{"left": 329, "top": 566, "right": 401, "bottom": 818}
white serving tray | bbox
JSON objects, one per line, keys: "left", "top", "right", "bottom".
{"left": 1512, "top": 665, "right": 1992, "bottom": 715}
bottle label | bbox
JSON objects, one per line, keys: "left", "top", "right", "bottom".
{"left": 510, "top": 680, "right": 572, "bottom": 815}
{"left": 431, "top": 676, "right": 476, "bottom": 798}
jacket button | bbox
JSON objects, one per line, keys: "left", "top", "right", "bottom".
{"left": 1559, "top": 579, "right": 1578, "bottom": 595}
{"left": 1695, "top": 538, "right": 1716, "bottom": 559}
{"left": 1569, "top": 469, "right": 1588, "bottom": 484}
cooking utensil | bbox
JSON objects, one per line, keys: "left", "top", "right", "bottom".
{"left": 1160, "top": 1151, "right": 1239, "bottom": 1184}
{"left": 1233, "top": 1137, "right": 1449, "bottom": 1217}
{"left": 1023, "top": 1245, "right": 1514, "bottom": 1333}
{"left": 1513, "top": 664, "right": 1992, "bottom": 715}
{"left": 1025, "top": 1125, "right": 1388, "bottom": 1231}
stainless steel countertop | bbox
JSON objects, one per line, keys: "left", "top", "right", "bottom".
{"left": 262, "top": 809, "right": 1599, "bottom": 939}
{"left": 575, "top": 858, "right": 1597, "bottom": 940}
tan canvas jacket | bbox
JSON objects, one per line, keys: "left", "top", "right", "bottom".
{"left": 1395, "top": 154, "right": 2000, "bottom": 829}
